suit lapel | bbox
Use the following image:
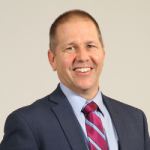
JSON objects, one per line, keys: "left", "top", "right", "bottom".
{"left": 49, "top": 85, "right": 129, "bottom": 150}
{"left": 102, "top": 94, "right": 128, "bottom": 150}
{"left": 49, "top": 85, "right": 88, "bottom": 150}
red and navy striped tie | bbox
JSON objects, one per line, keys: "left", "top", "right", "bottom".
{"left": 82, "top": 101, "right": 108, "bottom": 150}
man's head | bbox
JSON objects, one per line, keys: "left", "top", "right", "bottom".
{"left": 48, "top": 10, "right": 105, "bottom": 99}
{"left": 49, "top": 9, "right": 103, "bottom": 55}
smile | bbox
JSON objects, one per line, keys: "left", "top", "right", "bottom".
{"left": 74, "top": 68, "right": 91, "bottom": 72}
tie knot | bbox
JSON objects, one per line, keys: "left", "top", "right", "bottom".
{"left": 83, "top": 101, "right": 98, "bottom": 115}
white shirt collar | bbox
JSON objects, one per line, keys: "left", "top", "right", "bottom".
{"left": 60, "top": 82, "right": 105, "bottom": 117}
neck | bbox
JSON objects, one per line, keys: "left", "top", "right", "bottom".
{"left": 60, "top": 82, "right": 99, "bottom": 100}
{"left": 76, "top": 88, "right": 99, "bottom": 100}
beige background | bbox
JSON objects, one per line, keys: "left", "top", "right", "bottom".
{"left": 0, "top": 0, "right": 150, "bottom": 141}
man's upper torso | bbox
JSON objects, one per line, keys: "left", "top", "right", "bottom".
{"left": 0, "top": 84, "right": 149, "bottom": 150}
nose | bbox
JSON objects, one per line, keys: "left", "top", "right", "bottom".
{"left": 75, "top": 47, "right": 90, "bottom": 62}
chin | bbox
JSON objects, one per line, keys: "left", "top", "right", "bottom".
{"left": 76, "top": 83, "right": 95, "bottom": 91}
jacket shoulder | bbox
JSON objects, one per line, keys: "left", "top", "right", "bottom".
{"left": 102, "top": 94, "right": 144, "bottom": 117}
{"left": 8, "top": 94, "right": 57, "bottom": 124}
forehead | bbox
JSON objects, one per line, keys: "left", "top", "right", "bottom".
{"left": 56, "top": 19, "right": 99, "bottom": 41}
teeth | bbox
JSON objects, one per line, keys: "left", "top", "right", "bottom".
{"left": 75, "top": 68, "right": 91, "bottom": 72}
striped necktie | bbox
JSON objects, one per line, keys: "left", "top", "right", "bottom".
{"left": 82, "top": 101, "right": 108, "bottom": 150}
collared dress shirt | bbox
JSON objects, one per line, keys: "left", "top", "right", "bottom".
{"left": 60, "top": 82, "right": 118, "bottom": 150}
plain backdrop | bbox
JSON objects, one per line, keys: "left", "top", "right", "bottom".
{"left": 0, "top": 0, "right": 150, "bottom": 141}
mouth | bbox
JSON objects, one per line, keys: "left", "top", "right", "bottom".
{"left": 74, "top": 67, "right": 92, "bottom": 73}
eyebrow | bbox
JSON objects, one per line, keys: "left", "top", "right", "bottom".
{"left": 64, "top": 40, "right": 98, "bottom": 47}
{"left": 85, "top": 40, "right": 97, "bottom": 44}
{"left": 65, "top": 42, "right": 76, "bottom": 46}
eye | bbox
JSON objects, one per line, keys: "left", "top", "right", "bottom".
{"left": 87, "top": 45, "right": 93, "bottom": 48}
{"left": 67, "top": 46, "right": 74, "bottom": 50}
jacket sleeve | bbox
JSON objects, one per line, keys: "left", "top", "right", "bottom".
{"left": 142, "top": 111, "right": 150, "bottom": 150}
{"left": 0, "top": 112, "right": 39, "bottom": 150}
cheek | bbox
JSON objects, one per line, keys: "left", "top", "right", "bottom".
{"left": 92, "top": 54, "right": 104, "bottom": 67}
{"left": 56, "top": 55, "right": 74, "bottom": 70}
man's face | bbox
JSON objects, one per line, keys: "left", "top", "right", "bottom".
{"left": 48, "top": 19, "right": 105, "bottom": 98}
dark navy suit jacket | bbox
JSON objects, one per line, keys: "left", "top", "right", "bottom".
{"left": 0, "top": 84, "right": 150, "bottom": 150}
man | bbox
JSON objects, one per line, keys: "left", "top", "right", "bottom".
{"left": 0, "top": 10, "right": 149, "bottom": 150}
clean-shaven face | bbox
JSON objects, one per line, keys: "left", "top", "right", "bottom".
{"left": 49, "top": 19, "right": 105, "bottom": 98}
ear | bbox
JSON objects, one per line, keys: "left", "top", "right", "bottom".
{"left": 48, "top": 50, "right": 57, "bottom": 71}
{"left": 102, "top": 45, "right": 105, "bottom": 65}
